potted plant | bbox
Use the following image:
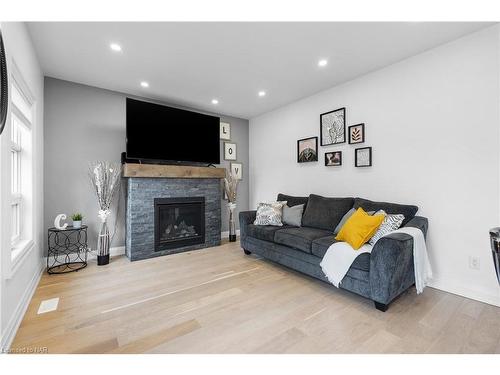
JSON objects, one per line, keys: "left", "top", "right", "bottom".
{"left": 71, "top": 213, "right": 83, "bottom": 229}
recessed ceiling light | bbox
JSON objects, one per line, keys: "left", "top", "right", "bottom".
{"left": 318, "top": 59, "right": 328, "bottom": 67}
{"left": 140, "top": 81, "right": 149, "bottom": 88}
{"left": 211, "top": 99, "right": 219, "bottom": 105}
{"left": 258, "top": 91, "right": 266, "bottom": 97}
{"left": 110, "top": 43, "right": 122, "bottom": 52}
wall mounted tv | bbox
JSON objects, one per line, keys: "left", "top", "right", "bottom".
{"left": 126, "top": 98, "right": 220, "bottom": 164}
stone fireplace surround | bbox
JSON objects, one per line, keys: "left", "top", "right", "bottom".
{"left": 124, "top": 163, "right": 225, "bottom": 261}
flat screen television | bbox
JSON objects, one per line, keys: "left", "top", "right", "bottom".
{"left": 126, "top": 98, "right": 220, "bottom": 164}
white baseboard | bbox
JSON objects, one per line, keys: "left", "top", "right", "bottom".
{"left": 221, "top": 230, "right": 240, "bottom": 239}
{"left": 428, "top": 278, "right": 500, "bottom": 307}
{"left": 1, "top": 260, "right": 44, "bottom": 351}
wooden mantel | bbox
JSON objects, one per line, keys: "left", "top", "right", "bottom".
{"left": 123, "top": 163, "right": 226, "bottom": 179}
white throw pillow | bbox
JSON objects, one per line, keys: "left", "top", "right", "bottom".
{"left": 369, "top": 209, "right": 405, "bottom": 245}
{"left": 254, "top": 201, "right": 287, "bottom": 226}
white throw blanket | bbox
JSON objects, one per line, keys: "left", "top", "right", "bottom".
{"left": 320, "top": 242, "right": 373, "bottom": 287}
{"left": 320, "top": 227, "right": 432, "bottom": 293}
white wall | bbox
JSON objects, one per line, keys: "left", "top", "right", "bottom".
{"left": 0, "top": 23, "right": 44, "bottom": 349}
{"left": 249, "top": 26, "right": 500, "bottom": 306}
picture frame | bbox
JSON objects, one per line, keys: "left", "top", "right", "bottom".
{"left": 348, "top": 123, "right": 365, "bottom": 144}
{"left": 325, "top": 151, "right": 342, "bottom": 166}
{"left": 320, "top": 107, "right": 346, "bottom": 146}
{"left": 230, "top": 162, "right": 243, "bottom": 180}
{"left": 220, "top": 122, "right": 231, "bottom": 140}
{"left": 297, "top": 137, "right": 318, "bottom": 163}
{"left": 224, "top": 142, "right": 237, "bottom": 160}
{"left": 355, "top": 147, "right": 372, "bottom": 167}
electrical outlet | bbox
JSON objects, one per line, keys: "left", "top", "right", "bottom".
{"left": 469, "top": 256, "right": 480, "bottom": 270}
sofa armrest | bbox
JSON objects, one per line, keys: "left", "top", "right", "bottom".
{"left": 239, "top": 210, "right": 256, "bottom": 241}
{"left": 404, "top": 216, "right": 428, "bottom": 238}
{"left": 369, "top": 216, "right": 428, "bottom": 304}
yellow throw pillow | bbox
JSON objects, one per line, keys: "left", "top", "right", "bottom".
{"left": 335, "top": 208, "right": 385, "bottom": 250}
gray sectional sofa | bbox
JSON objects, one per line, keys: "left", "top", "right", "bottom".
{"left": 239, "top": 193, "right": 428, "bottom": 311}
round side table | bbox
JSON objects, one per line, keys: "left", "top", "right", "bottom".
{"left": 47, "top": 225, "right": 88, "bottom": 274}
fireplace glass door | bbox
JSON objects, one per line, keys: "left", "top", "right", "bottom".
{"left": 154, "top": 197, "right": 205, "bottom": 251}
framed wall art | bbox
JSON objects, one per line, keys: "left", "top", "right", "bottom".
{"left": 297, "top": 137, "right": 318, "bottom": 163}
{"left": 320, "top": 107, "right": 345, "bottom": 146}
{"left": 230, "top": 162, "right": 243, "bottom": 180}
{"left": 224, "top": 142, "right": 237, "bottom": 160}
{"left": 325, "top": 151, "right": 342, "bottom": 166}
{"left": 348, "top": 123, "right": 365, "bottom": 144}
{"left": 355, "top": 147, "right": 372, "bottom": 167}
{"left": 220, "top": 122, "right": 231, "bottom": 140}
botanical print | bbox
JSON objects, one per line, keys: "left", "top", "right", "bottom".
{"left": 297, "top": 137, "right": 318, "bottom": 163}
{"left": 349, "top": 123, "right": 365, "bottom": 144}
{"left": 355, "top": 147, "right": 372, "bottom": 167}
{"left": 321, "top": 108, "right": 345, "bottom": 145}
{"left": 325, "top": 151, "right": 342, "bottom": 166}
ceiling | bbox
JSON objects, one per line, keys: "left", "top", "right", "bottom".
{"left": 27, "top": 22, "right": 493, "bottom": 119}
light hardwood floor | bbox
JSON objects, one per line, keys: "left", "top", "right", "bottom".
{"left": 11, "top": 240, "right": 500, "bottom": 354}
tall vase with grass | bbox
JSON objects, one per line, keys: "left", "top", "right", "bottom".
{"left": 88, "top": 161, "right": 122, "bottom": 266}
{"left": 224, "top": 168, "right": 239, "bottom": 242}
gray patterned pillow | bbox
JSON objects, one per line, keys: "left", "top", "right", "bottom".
{"left": 254, "top": 201, "right": 287, "bottom": 226}
{"left": 369, "top": 210, "right": 405, "bottom": 245}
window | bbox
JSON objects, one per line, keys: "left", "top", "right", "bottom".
{"left": 10, "top": 77, "right": 34, "bottom": 257}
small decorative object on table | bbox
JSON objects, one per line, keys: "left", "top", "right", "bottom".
{"left": 489, "top": 227, "right": 500, "bottom": 285}
{"left": 54, "top": 213, "right": 68, "bottom": 230}
{"left": 88, "top": 161, "right": 122, "bottom": 266}
{"left": 71, "top": 213, "right": 83, "bottom": 229}
{"left": 47, "top": 225, "right": 88, "bottom": 274}
{"left": 224, "top": 168, "right": 239, "bottom": 242}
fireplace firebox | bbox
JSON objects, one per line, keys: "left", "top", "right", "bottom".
{"left": 154, "top": 197, "right": 205, "bottom": 252}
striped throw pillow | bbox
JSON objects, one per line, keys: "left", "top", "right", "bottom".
{"left": 368, "top": 210, "right": 405, "bottom": 245}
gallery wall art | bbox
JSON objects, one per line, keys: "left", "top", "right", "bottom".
{"left": 320, "top": 107, "right": 345, "bottom": 146}
{"left": 297, "top": 137, "right": 318, "bottom": 163}
{"left": 348, "top": 123, "right": 365, "bottom": 144}
{"left": 220, "top": 122, "right": 231, "bottom": 140}
{"left": 224, "top": 142, "right": 237, "bottom": 160}
{"left": 325, "top": 151, "right": 342, "bottom": 166}
{"left": 355, "top": 147, "right": 372, "bottom": 167}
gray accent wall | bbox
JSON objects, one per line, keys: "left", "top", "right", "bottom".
{"left": 44, "top": 77, "right": 249, "bottom": 253}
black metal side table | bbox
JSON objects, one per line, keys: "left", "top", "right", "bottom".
{"left": 47, "top": 225, "right": 88, "bottom": 274}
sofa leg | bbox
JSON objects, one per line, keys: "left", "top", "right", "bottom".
{"left": 374, "top": 301, "right": 389, "bottom": 312}
{"left": 243, "top": 249, "right": 252, "bottom": 255}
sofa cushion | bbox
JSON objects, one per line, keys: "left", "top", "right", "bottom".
{"left": 274, "top": 227, "right": 333, "bottom": 254}
{"left": 277, "top": 193, "right": 309, "bottom": 210}
{"left": 354, "top": 197, "right": 418, "bottom": 226}
{"left": 246, "top": 224, "right": 294, "bottom": 242}
{"left": 312, "top": 235, "right": 371, "bottom": 271}
{"left": 301, "top": 194, "right": 354, "bottom": 231}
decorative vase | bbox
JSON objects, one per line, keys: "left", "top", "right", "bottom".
{"left": 73, "top": 220, "right": 82, "bottom": 229}
{"left": 489, "top": 227, "right": 500, "bottom": 285}
{"left": 97, "top": 210, "right": 111, "bottom": 265}
{"left": 228, "top": 202, "right": 237, "bottom": 242}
